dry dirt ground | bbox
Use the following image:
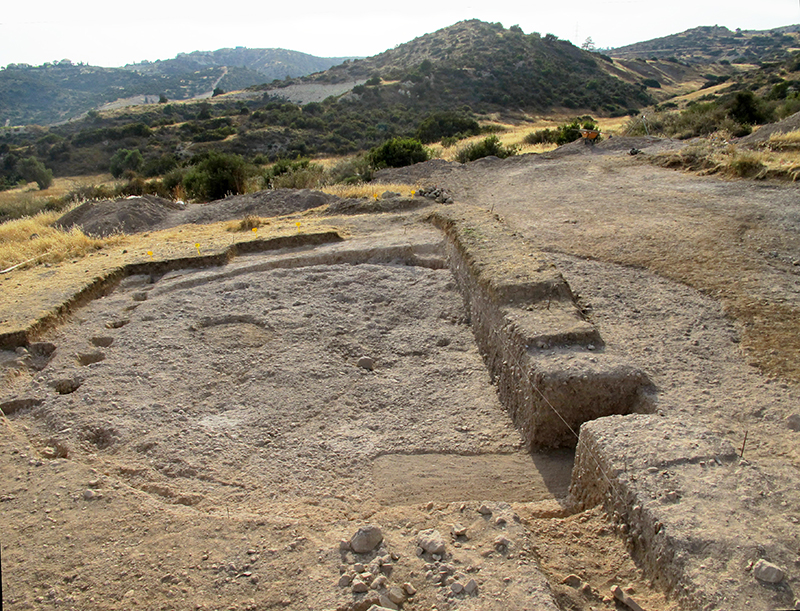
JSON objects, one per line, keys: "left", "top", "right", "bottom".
{"left": 1, "top": 137, "right": 798, "bottom": 611}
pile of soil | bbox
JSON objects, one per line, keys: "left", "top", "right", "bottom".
{"left": 158, "top": 189, "right": 338, "bottom": 229}
{"left": 55, "top": 195, "right": 184, "bottom": 237}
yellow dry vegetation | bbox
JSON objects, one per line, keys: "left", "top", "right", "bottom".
{"left": 0, "top": 211, "right": 115, "bottom": 272}
{"left": 767, "top": 129, "right": 800, "bottom": 149}
{"left": 321, "top": 182, "right": 417, "bottom": 199}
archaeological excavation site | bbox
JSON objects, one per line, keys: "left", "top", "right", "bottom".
{"left": 1, "top": 151, "right": 799, "bottom": 611}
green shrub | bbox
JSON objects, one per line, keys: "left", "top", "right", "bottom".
{"left": 415, "top": 111, "right": 480, "bottom": 144}
{"left": 182, "top": 152, "right": 252, "bottom": 201}
{"left": 264, "top": 157, "right": 324, "bottom": 189}
{"left": 368, "top": 138, "right": 429, "bottom": 169}
{"left": 454, "top": 136, "right": 517, "bottom": 163}
{"left": 109, "top": 148, "right": 144, "bottom": 178}
{"left": 16, "top": 157, "right": 53, "bottom": 190}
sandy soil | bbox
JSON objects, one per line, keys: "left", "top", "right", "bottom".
{"left": 2, "top": 138, "right": 799, "bottom": 611}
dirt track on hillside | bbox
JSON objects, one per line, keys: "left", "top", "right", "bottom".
{"left": 2, "top": 139, "right": 799, "bottom": 611}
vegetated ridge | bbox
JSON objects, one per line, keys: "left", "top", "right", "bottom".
{"left": 260, "top": 19, "right": 652, "bottom": 115}
{"left": 610, "top": 24, "right": 800, "bottom": 64}
{"left": 0, "top": 48, "right": 356, "bottom": 127}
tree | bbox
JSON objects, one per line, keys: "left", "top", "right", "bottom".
{"left": 16, "top": 157, "right": 53, "bottom": 190}
{"left": 581, "top": 37, "right": 596, "bottom": 51}
{"left": 182, "top": 151, "right": 251, "bottom": 201}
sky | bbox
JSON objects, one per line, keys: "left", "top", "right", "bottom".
{"left": 1, "top": 0, "right": 799, "bottom": 69}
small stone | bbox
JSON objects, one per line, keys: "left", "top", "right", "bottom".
{"left": 350, "top": 525, "right": 383, "bottom": 554}
{"left": 786, "top": 414, "right": 800, "bottom": 432}
{"left": 83, "top": 489, "right": 98, "bottom": 501}
{"left": 664, "top": 491, "right": 680, "bottom": 502}
{"left": 753, "top": 559, "right": 784, "bottom": 583}
{"left": 478, "top": 503, "right": 492, "bottom": 515}
{"left": 370, "top": 575, "right": 387, "bottom": 589}
{"left": 464, "top": 578, "right": 478, "bottom": 594}
{"left": 132, "top": 291, "right": 148, "bottom": 302}
{"left": 352, "top": 579, "right": 369, "bottom": 593}
{"left": 415, "top": 546, "right": 424, "bottom": 557}
{"left": 357, "top": 356, "right": 375, "bottom": 371}
{"left": 451, "top": 582, "right": 464, "bottom": 594}
{"left": 387, "top": 586, "right": 406, "bottom": 604}
{"left": 561, "top": 574, "right": 582, "bottom": 588}
{"left": 338, "top": 574, "right": 352, "bottom": 587}
{"left": 493, "top": 536, "right": 511, "bottom": 552}
{"left": 339, "top": 539, "right": 352, "bottom": 551}
{"left": 403, "top": 582, "right": 416, "bottom": 596}
{"left": 417, "top": 529, "right": 447, "bottom": 555}
{"left": 451, "top": 523, "right": 467, "bottom": 538}
{"left": 354, "top": 563, "right": 365, "bottom": 573}
{"left": 377, "top": 596, "right": 399, "bottom": 611}
{"left": 77, "top": 351, "right": 105, "bottom": 366}
{"left": 425, "top": 501, "right": 434, "bottom": 510}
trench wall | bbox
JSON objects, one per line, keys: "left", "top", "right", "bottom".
{"left": 429, "top": 206, "right": 654, "bottom": 449}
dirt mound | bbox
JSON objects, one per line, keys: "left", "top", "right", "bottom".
{"left": 159, "top": 189, "right": 338, "bottom": 229}
{"left": 374, "top": 158, "right": 460, "bottom": 184}
{"left": 738, "top": 111, "right": 800, "bottom": 147}
{"left": 55, "top": 195, "right": 184, "bottom": 237}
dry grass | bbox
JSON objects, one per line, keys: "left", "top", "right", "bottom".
{"left": 227, "top": 215, "right": 272, "bottom": 232}
{"left": 767, "top": 129, "right": 800, "bottom": 150}
{"left": 0, "top": 211, "right": 116, "bottom": 272}
{"left": 321, "top": 183, "right": 418, "bottom": 199}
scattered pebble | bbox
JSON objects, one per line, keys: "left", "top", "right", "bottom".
{"left": 786, "top": 414, "right": 800, "bottom": 432}
{"left": 478, "top": 503, "right": 493, "bottom": 515}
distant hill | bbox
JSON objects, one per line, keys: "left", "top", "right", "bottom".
{"left": 610, "top": 25, "right": 800, "bottom": 64}
{"left": 124, "top": 47, "right": 355, "bottom": 84}
{"left": 0, "top": 49, "right": 354, "bottom": 126}
{"left": 257, "top": 20, "right": 652, "bottom": 115}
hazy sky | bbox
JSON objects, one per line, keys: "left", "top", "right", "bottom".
{"left": 1, "top": 0, "right": 799, "bottom": 68}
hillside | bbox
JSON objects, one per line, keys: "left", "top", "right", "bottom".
{"left": 0, "top": 49, "right": 354, "bottom": 127}
{"left": 256, "top": 20, "right": 652, "bottom": 115}
{"left": 610, "top": 25, "right": 800, "bottom": 64}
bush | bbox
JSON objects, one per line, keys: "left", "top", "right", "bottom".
{"left": 415, "top": 111, "right": 481, "bottom": 144}
{"left": 109, "top": 148, "right": 144, "bottom": 178}
{"left": 368, "top": 138, "right": 429, "bottom": 169}
{"left": 327, "top": 155, "right": 373, "bottom": 184}
{"left": 454, "top": 135, "right": 517, "bottom": 163}
{"left": 182, "top": 152, "right": 252, "bottom": 201}
{"left": 16, "top": 157, "right": 53, "bottom": 190}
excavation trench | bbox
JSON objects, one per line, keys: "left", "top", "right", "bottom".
{"left": 3, "top": 213, "right": 664, "bottom": 611}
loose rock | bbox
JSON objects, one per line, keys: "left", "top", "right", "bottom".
{"left": 753, "top": 559, "right": 784, "bottom": 583}
{"left": 387, "top": 586, "right": 406, "bottom": 604}
{"left": 352, "top": 579, "right": 369, "bottom": 593}
{"left": 786, "top": 413, "right": 800, "bottom": 432}
{"left": 357, "top": 356, "right": 375, "bottom": 371}
{"left": 350, "top": 525, "right": 383, "bottom": 553}
{"left": 417, "top": 529, "right": 446, "bottom": 555}
{"left": 562, "top": 574, "right": 582, "bottom": 588}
